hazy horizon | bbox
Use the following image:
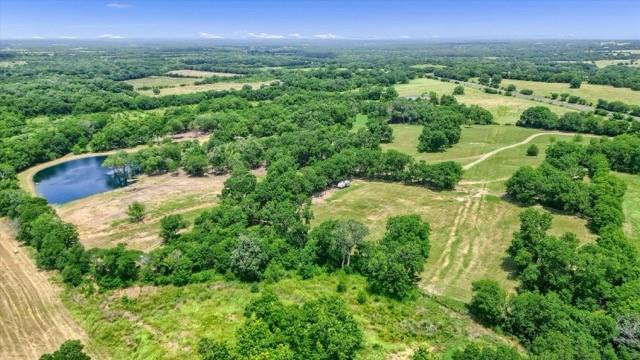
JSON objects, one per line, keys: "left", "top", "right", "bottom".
{"left": 2, "top": 0, "right": 639, "bottom": 41}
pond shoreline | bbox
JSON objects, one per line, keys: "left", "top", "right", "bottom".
{"left": 17, "top": 133, "right": 209, "bottom": 197}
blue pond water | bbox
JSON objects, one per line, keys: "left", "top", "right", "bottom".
{"left": 33, "top": 156, "right": 128, "bottom": 204}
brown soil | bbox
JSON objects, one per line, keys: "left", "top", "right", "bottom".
{"left": 0, "top": 220, "right": 89, "bottom": 360}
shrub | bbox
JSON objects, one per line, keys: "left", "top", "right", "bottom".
{"left": 453, "top": 85, "right": 465, "bottom": 95}
{"left": 40, "top": 340, "right": 91, "bottom": 360}
{"left": 469, "top": 279, "right": 507, "bottom": 327}
{"left": 127, "top": 201, "right": 145, "bottom": 223}
{"left": 356, "top": 290, "right": 367, "bottom": 304}
{"left": 520, "top": 89, "right": 534, "bottom": 95}
{"left": 526, "top": 144, "right": 539, "bottom": 156}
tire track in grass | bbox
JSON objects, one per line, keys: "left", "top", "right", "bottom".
{"left": 423, "top": 194, "right": 473, "bottom": 295}
{"left": 0, "top": 220, "right": 88, "bottom": 360}
{"left": 447, "top": 187, "right": 485, "bottom": 288}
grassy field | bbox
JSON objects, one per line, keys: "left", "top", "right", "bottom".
{"left": 395, "top": 78, "right": 573, "bottom": 124}
{"left": 594, "top": 59, "right": 640, "bottom": 68}
{"left": 617, "top": 172, "right": 640, "bottom": 245}
{"left": 382, "top": 124, "right": 543, "bottom": 165}
{"left": 165, "top": 70, "right": 239, "bottom": 77}
{"left": 312, "top": 181, "right": 595, "bottom": 301}
{"left": 0, "top": 60, "right": 27, "bottom": 67}
{"left": 139, "top": 81, "right": 273, "bottom": 96}
{"left": 501, "top": 79, "right": 640, "bottom": 106}
{"left": 64, "top": 272, "right": 518, "bottom": 360}
{"left": 382, "top": 124, "right": 586, "bottom": 173}
{"left": 410, "top": 63, "right": 446, "bottom": 69}
{"left": 462, "top": 133, "right": 589, "bottom": 181}
{"left": 124, "top": 76, "right": 199, "bottom": 90}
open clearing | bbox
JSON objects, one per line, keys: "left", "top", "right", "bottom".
{"left": 383, "top": 124, "right": 543, "bottom": 165}
{"left": 55, "top": 167, "right": 265, "bottom": 252}
{"left": 0, "top": 220, "right": 90, "bottom": 360}
{"left": 501, "top": 79, "right": 640, "bottom": 106}
{"left": 383, "top": 123, "right": 590, "bottom": 173}
{"left": 395, "top": 78, "right": 573, "bottom": 123}
{"left": 165, "top": 70, "right": 239, "bottom": 77}
{"left": 617, "top": 172, "right": 640, "bottom": 245}
{"left": 594, "top": 59, "right": 640, "bottom": 68}
{"left": 312, "top": 181, "right": 595, "bottom": 300}
{"left": 57, "top": 172, "right": 228, "bottom": 251}
{"left": 124, "top": 76, "right": 199, "bottom": 90}
{"left": 139, "top": 81, "right": 274, "bottom": 96}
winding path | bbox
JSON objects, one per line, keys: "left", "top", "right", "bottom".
{"left": 462, "top": 131, "right": 595, "bottom": 170}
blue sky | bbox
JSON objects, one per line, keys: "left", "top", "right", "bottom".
{"left": 1, "top": 0, "right": 639, "bottom": 40}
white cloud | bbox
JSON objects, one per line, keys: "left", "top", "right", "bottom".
{"left": 314, "top": 33, "right": 338, "bottom": 39}
{"left": 99, "top": 33, "right": 125, "bottom": 39}
{"left": 247, "top": 32, "right": 284, "bottom": 39}
{"left": 288, "top": 33, "right": 302, "bottom": 38}
{"left": 199, "top": 32, "right": 223, "bottom": 39}
{"left": 59, "top": 36, "right": 77, "bottom": 39}
{"left": 106, "top": 3, "right": 132, "bottom": 8}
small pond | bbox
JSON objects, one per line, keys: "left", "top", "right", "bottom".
{"left": 33, "top": 156, "right": 128, "bottom": 204}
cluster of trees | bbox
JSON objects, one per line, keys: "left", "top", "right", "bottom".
{"left": 590, "top": 134, "right": 640, "bottom": 174}
{"left": 388, "top": 97, "right": 493, "bottom": 152}
{"left": 597, "top": 99, "right": 640, "bottom": 117}
{"left": 506, "top": 141, "right": 627, "bottom": 232}
{"left": 432, "top": 55, "right": 640, "bottom": 91}
{"left": 516, "top": 106, "right": 639, "bottom": 136}
{"left": 0, "top": 168, "right": 89, "bottom": 285}
{"left": 549, "top": 92, "right": 589, "bottom": 105}
{"left": 40, "top": 340, "right": 91, "bottom": 360}
{"left": 197, "top": 292, "right": 363, "bottom": 360}
{"left": 469, "top": 208, "right": 640, "bottom": 359}
{"left": 589, "top": 65, "right": 640, "bottom": 90}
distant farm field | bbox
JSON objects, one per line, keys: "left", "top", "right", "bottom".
{"left": 594, "top": 59, "right": 640, "bottom": 68}
{"left": 395, "top": 78, "right": 573, "bottom": 124}
{"left": 165, "top": 70, "right": 239, "bottom": 77}
{"left": 124, "top": 76, "right": 198, "bottom": 89}
{"left": 312, "top": 180, "right": 595, "bottom": 300}
{"left": 138, "top": 81, "right": 273, "bottom": 96}
{"left": 501, "top": 79, "right": 640, "bottom": 106}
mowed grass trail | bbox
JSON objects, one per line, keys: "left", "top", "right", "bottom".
{"left": 501, "top": 79, "right": 640, "bottom": 106}
{"left": 312, "top": 181, "right": 594, "bottom": 301}
{"left": 461, "top": 133, "right": 594, "bottom": 181}
{"left": 616, "top": 172, "right": 640, "bottom": 246}
{"left": 395, "top": 78, "right": 573, "bottom": 124}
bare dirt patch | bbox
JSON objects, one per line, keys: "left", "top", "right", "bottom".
{"left": 0, "top": 220, "right": 89, "bottom": 360}
{"left": 56, "top": 171, "right": 229, "bottom": 251}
